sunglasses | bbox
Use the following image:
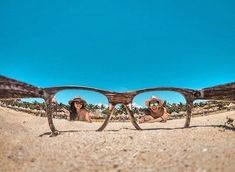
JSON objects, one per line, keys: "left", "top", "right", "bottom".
{"left": 149, "top": 102, "right": 159, "bottom": 107}
{"left": 0, "top": 75, "right": 234, "bottom": 136}
{"left": 74, "top": 101, "right": 83, "bottom": 105}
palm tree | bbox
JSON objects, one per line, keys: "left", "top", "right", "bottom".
{"left": 87, "top": 104, "right": 95, "bottom": 112}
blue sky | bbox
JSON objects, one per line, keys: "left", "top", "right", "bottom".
{"left": 0, "top": 0, "right": 235, "bottom": 96}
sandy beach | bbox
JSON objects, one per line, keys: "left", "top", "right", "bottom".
{"left": 0, "top": 106, "right": 234, "bottom": 172}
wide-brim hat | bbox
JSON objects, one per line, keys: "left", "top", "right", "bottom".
{"left": 69, "top": 96, "right": 87, "bottom": 105}
{"left": 145, "top": 96, "right": 164, "bottom": 107}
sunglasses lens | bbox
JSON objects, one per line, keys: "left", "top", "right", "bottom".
{"left": 150, "top": 102, "right": 158, "bottom": 107}
{"left": 74, "top": 101, "right": 82, "bottom": 105}
{"left": 47, "top": 89, "right": 110, "bottom": 131}
{"left": 132, "top": 91, "right": 187, "bottom": 129}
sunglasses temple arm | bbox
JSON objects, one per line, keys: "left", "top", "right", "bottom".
{"left": 197, "top": 83, "right": 235, "bottom": 102}
{"left": 183, "top": 82, "right": 235, "bottom": 128}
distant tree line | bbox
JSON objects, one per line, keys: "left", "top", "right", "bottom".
{"left": 0, "top": 99, "right": 231, "bottom": 116}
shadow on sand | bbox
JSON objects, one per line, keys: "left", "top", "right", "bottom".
{"left": 38, "top": 129, "right": 121, "bottom": 137}
{"left": 129, "top": 124, "right": 235, "bottom": 131}
{"left": 38, "top": 124, "right": 234, "bottom": 137}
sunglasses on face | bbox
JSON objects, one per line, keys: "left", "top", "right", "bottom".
{"left": 74, "top": 101, "right": 83, "bottom": 105}
{"left": 149, "top": 102, "right": 159, "bottom": 107}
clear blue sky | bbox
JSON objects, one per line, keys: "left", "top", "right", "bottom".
{"left": 0, "top": 0, "right": 235, "bottom": 94}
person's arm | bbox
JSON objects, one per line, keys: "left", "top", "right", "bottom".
{"left": 144, "top": 116, "right": 165, "bottom": 123}
{"left": 85, "top": 112, "right": 92, "bottom": 123}
{"left": 139, "top": 115, "right": 154, "bottom": 123}
{"left": 139, "top": 116, "right": 145, "bottom": 123}
{"left": 62, "top": 108, "right": 70, "bottom": 120}
{"left": 145, "top": 108, "right": 169, "bottom": 123}
{"left": 162, "top": 107, "right": 169, "bottom": 121}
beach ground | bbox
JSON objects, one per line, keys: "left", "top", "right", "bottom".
{"left": 0, "top": 107, "right": 234, "bottom": 172}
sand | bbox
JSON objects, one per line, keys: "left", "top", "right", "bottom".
{"left": 0, "top": 106, "right": 234, "bottom": 172}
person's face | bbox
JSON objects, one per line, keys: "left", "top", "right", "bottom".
{"left": 74, "top": 101, "right": 83, "bottom": 110}
{"left": 149, "top": 101, "right": 159, "bottom": 112}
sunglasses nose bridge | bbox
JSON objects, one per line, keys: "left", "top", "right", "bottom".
{"left": 105, "top": 92, "right": 136, "bottom": 106}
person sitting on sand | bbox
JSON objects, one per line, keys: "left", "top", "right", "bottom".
{"left": 68, "top": 96, "right": 92, "bottom": 122}
{"left": 139, "top": 96, "right": 169, "bottom": 123}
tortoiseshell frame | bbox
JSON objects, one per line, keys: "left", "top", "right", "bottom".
{"left": 1, "top": 76, "right": 235, "bottom": 136}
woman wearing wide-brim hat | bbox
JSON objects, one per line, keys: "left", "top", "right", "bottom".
{"left": 68, "top": 96, "right": 92, "bottom": 122}
{"left": 139, "top": 96, "right": 169, "bottom": 124}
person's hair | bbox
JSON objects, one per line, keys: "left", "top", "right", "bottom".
{"left": 69, "top": 101, "right": 85, "bottom": 120}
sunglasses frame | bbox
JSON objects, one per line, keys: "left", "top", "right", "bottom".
{"left": 149, "top": 102, "right": 159, "bottom": 107}
{"left": 1, "top": 75, "right": 235, "bottom": 136}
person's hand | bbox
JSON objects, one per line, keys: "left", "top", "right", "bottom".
{"left": 138, "top": 117, "right": 145, "bottom": 124}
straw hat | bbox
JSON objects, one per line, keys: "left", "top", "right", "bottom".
{"left": 145, "top": 96, "right": 164, "bottom": 107}
{"left": 69, "top": 96, "right": 87, "bottom": 105}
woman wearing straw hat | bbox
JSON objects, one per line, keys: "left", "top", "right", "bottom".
{"left": 139, "top": 96, "right": 169, "bottom": 124}
{"left": 68, "top": 96, "right": 92, "bottom": 122}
